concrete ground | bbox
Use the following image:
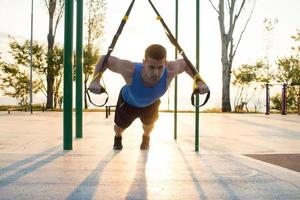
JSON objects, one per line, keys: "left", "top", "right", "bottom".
{"left": 0, "top": 111, "right": 300, "bottom": 200}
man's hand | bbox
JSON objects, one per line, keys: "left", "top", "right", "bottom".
{"left": 194, "top": 81, "right": 209, "bottom": 94}
{"left": 88, "top": 81, "right": 105, "bottom": 94}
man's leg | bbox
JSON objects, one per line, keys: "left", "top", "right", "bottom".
{"left": 113, "top": 90, "right": 137, "bottom": 150}
{"left": 140, "top": 123, "right": 155, "bottom": 150}
{"left": 114, "top": 124, "right": 125, "bottom": 137}
{"left": 140, "top": 100, "right": 160, "bottom": 150}
{"left": 142, "top": 123, "right": 154, "bottom": 137}
{"left": 113, "top": 124, "right": 125, "bottom": 150}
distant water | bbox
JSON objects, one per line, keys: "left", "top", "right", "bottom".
{"left": 0, "top": 96, "right": 17, "bottom": 105}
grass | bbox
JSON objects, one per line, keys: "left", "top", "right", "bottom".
{"left": 0, "top": 104, "right": 45, "bottom": 112}
{"left": 1, "top": 105, "right": 298, "bottom": 114}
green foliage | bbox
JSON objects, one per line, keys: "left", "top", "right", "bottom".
{"left": 270, "top": 93, "right": 281, "bottom": 111}
{"left": 47, "top": 46, "right": 63, "bottom": 76}
{"left": 83, "top": 46, "right": 99, "bottom": 77}
{"left": 0, "top": 104, "right": 45, "bottom": 111}
{"left": 276, "top": 56, "right": 300, "bottom": 84}
{"left": 270, "top": 55, "right": 300, "bottom": 112}
{"left": 0, "top": 38, "right": 44, "bottom": 106}
{"left": 9, "top": 37, "right": 46, "bottom": 71}
{"left": 51, "top": 46, "right": 64, "bottom": 108}
{"left": 44, "top": 0, "right": 65, "bottom": 109}
{"left": 85, "top": 0, "right": 106, "bottom": 46}
{"left": 83, "top": 45, "right": 101, "bottom": 109}
{"left": 232, "top": 64, "right": 256, "bottom": 86}
{"left": 232, "top": 61, "right": 271, "bottom": 112}
{"left": 83, "top": 0, "right": 106, "bottom": 108}
{"left": 270, "top": 87, "right": 298, "bottom": 112}
{"left": 0, "top": 62, "right": 42, "bottom": 106}
{"left": 233, "top": 61, "right": 273, "bottom": 86}
{"left": 291, "top": 29, "right": 300, "bottom": 53}
{"left": 0, "top": 38, "right": 63, "bottom": 107}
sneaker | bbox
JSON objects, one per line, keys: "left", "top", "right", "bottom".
{"left": 140, "top": 135, "right": 150, "bottom": 150}
{"left": 113, "top": 136, "right": 123, "bottom": 150}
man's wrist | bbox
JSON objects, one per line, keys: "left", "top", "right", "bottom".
{"left": 193, "top": 73, "right": 206, "bottom": 89}
{"left": 92, "top": 72, "right": 103, "bottom": 82}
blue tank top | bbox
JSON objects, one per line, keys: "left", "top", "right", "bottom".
{"left": 121, "top": 63, "right": 168, "bottom": 107}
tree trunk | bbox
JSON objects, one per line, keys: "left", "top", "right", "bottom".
{"left": 221, "top": 41, "right": 232, "bottom": 112}
{"left": 46, "top": 68, "right": 54, "bottom": 109}
{"left": 212, "top": 0, "right": 254, "bottom": 112}
{"left": 219, "top": 0, "right": 231, "bottom": 112}
{"left": 46, "top": 0, "right": 55, "bottom": 109}
{"left": 53, "top": 75, "right": 62, "bottom": 109}
{"left": 222, "top": 67, "right": 232, "bottom": 112}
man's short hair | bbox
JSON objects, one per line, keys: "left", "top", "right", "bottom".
{"left": 145, "top": 44, "right": 167, "bottom": 60}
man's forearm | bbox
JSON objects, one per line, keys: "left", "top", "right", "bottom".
{"left": 184, "top": 61, "right": 201, "bottom": 81}
{"left": 93, "top": 55, "right": 108, "bottom": 81}
{"left": 184, "top": 64, "right": 206, "bottom": 89}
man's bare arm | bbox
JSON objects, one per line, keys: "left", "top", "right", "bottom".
{"left": 167, "top": 59, "right": 195, "bottom": 79}
{"left": 92, "top": 55, "right": 134, "bottom": 82}
{"left": 89, "top": 55, "right": 135, "bottom": 94}
{"left": 167, "top": 59, "right": 209, "bottom": 94}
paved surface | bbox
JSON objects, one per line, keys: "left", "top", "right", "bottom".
{"left": 0, "top": 112, "right": 300, "bottom": 200}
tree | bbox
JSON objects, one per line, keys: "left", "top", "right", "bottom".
{"left": 44, "top": 0, "right": 64, "bottom": 109}
{"left": 0, "top": 37, "right": 64, "bottom": 108}
{"left": 209, "top": 0, "right": 256, "bottom": 112}
{"left": 276, "top": 56, "right": 300, "bottom": 84}
{"left": 291, "top": 29, "right": 300, "bottom": 113}
{"left": 271, "top": 88, "right": 298, "bottom": 113}
{"left": 262, "top": 18, "right": 278, "bottom": 81}
{"left": 233, "top": 64, "right": 256, "bottom": 110}
{"left": 83, "top": 0, "right": 106, "bottom": 109}
{"left": 270, "top": 56, "right": 300, "bottom": 113}
{"left": 232, "top": 61, "right": 268, "bottom": 112}
{"left": 83, "top": 46, "right": 100, "bottom": 108}
{"left": 0, "top": 38, "right": 44, "bottom": 106}
{"left": 50, "top": 46, "right": 64, "bottom": 108}
{"left": 291, "top": 29, "right": 300, "bottom": 53}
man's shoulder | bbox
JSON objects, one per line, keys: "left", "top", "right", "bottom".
{"left": 108, "top": 56, "right": 136, "bottom": 78}
{"left": 166, "top": 61, "right": 178, "bottom": 76}
{"left": 166, "top": 59, "right": 186, "bottom": 77}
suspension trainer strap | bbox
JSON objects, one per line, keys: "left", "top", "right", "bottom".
{"left": 86, "top": 72, "right": 109, "bottom": 107}
{"left": 103, "top": 0, "right": 135, "bottom": 63}
{"left": 147, "top": 0, "right": 210, "bottom": 107}
{"left": 87, "top": 0, "right": 136, "bottom": 107}
{"left": 86, "top": 87, "right": 109, "bottom": 107}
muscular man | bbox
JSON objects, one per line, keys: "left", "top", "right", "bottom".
{"left": 89, "top": 44, "right": 209, "bottom": 150}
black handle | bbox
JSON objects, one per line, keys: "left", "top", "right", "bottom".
{"left": 86, "top": 88, "right": 109, "bottom": 107}
{"left": 191, "top": 90, "right": 210, "bottom": 108}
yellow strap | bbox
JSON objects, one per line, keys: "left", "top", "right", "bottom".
{"left": 123, "top": 15, "right": 128, "bottom": 21}
{"left": 91, "top": 72, "right": 103, "bottom": 83}
{"left": 193, "top": 74, "right": 205, "bottom": 90}
{"left": 156, "top": 16, "right": 161, "bottom": 20}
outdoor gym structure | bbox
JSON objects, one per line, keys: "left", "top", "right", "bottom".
{"left": 63, "top": 0, "right": 206, "bottom": 151}
{"left": 265, "top": 83, "right": 300, "bottom": 115}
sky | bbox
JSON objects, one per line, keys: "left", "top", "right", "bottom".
{"left": 0, "top": 0, "right": 299, "bottom": 110}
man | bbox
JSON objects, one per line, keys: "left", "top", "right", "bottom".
{"left": 89, "top": 44, "right": 209, "bottom": 150}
